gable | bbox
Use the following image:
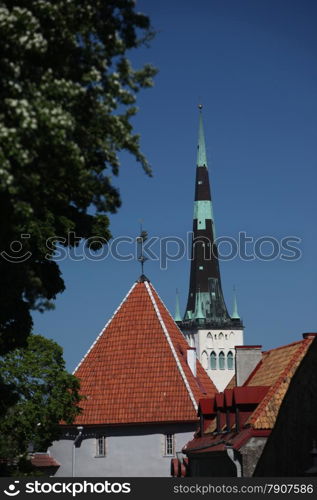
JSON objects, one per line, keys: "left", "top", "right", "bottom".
{"left": 72, "top": 279, "right": 217, "bottom": 426}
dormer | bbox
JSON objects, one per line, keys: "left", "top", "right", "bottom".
{"left": 198, "top": 398, "right": 216, "bottom": 436}
{"left": 232, "top": 386, "right": 270, "bottom": 431}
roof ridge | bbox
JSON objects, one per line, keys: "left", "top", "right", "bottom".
{"left": 72, "top": 282, "right": 138, "bottom": 374}
{"left": 262, "top": 338, "right": 305, "bottom": 354}
{"left": 145, "top": 281, "right": 198, "bottom": 412}
{"left": 265, "top": 338, "right": 311, "bottom": 388}
{"left": 149, "top": 282, "right": 193, "bottom": 339}
{"left": 245, "top": 338, "right": 310, "bottom": 387}
{"left": 148, "top": 283, "right": 217, "bottom": 396}
{"left": 248, "top": 337, "right": 312, "bottom": 428}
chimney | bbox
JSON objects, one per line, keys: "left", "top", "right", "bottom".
{"left": 235, "top": 345, "right": 262, "bottom": 386}
{"left": 302, "top": 333, "right": 317, "bottom": 339}
{"left": 187, "top": 347, "right": 197, "bottom": 377}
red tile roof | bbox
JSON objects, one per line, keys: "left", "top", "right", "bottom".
{"left": 225, "top": 375, "right": 236, "bottom": 390}
{"left": 72, "top": 279, "right": 217, "bottom": 426}
{"left": 223, "top": 336, "right": 315, "bottom": 430}
{"left": 184, "top": 335, "right": 316, "bottom": 455}
{"left": 185, "top": 428, "right": 271, "bottom": 454}
{"left": 31, "top": 453, "right": 60, "bottom": 468}
{"left": 246, "top": 337, "right": 315, "bottom": 429}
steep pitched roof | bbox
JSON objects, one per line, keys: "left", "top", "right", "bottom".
{"left": 246, "top": 336, "right": 315, "bottom": 429}
{"left": 222, "top": 336, "right": 315, "bottom": 430}
{"left": 225, "top": 374, "right": 236, "bottom": 390}
{"left": 184, "top": 334, "right": 316, "bottom": 455}
{"left": 72, "top": 278, "right": 217, "bottom": 426}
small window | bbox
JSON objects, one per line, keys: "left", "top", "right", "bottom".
{"left": 227, "top": 351, "right": 234, "bottom": 370}
{"left": 201, "top": 351, "right": 208, "bottom": 370}
{"left": 207, "top": 332, "right": 213, "bottom": 348}
{"left": 218, "top": 332, "right": 224, "bottom": 347}
{"left": 210, "top": 351, "right": 217, "bottom": 370}
{"left": 164, "top": 434, "right": 175, "bottom": 456}
{"left": 219, "top": 351, "right": 225, "bottom": 370}
{"left": 96, "top": 436, "right": 106, "bottom": 457}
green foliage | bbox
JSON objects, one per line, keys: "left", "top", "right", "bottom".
{"left": 0, "top": 334, "right": 82, "bottom": 462}
{"left": 0, "top": 0, "right": 156, "bottom": 353}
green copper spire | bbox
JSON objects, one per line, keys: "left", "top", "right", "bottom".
{"left": 197, "top": 104, "right": 208, "bottom": 168}
{"left": 174, "top": 289, "right": 182, "bottom": 322}
{"left": 231, "top": 286, "right": 240, "bottom": 320}
{"left": 185, "top": 310, "right": 192, "bottom": 320}
{"left": 194, "top": 290, "right": 205, "bottom": 321}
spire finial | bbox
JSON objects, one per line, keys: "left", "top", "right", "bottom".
{"left": 136, "top": 221, "right": 148, "bottom": 277}
{"left": 231, "top": 285, "right": 240, "bottom": 320}
{"left": 174, "top": 289, "right": 182, "bottom": 322}
{"left": 197, "top": 105, "right": 207, "bottom": 167}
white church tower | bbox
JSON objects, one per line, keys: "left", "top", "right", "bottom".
{"left": 175, "top": 106, "right": 244, "bottom": 392}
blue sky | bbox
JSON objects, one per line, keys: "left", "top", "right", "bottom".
{"left": 33, "top": 0, "right": 317, "bottom": 372}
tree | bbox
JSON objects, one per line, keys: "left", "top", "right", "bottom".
{"left": 0, "top": 1, "right": 157, "bottom": 354}
{"left": 0, "top": 334, "right": 82, "bottom": 465}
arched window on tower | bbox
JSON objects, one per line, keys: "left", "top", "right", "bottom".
{"left": 219, "top": 351, "right": 225, "bottom": 370}
{"left": 218, "top": 332, "right": 224, "bottom": 348}
{"left": 201, "top": 351, "right": 208, "bottom": 370}
{"left": 207, "top": 333, "right": 213, "bottom": 349}
{"left": 210, "top": 351, "right": 217, "bottom": 370}
{"left": 227, "top": 351, "right": 234, "bottom": 370}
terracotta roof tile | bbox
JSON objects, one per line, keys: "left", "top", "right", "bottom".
{"left": 31, "top": 454, "right": 60, "bottom": 468}
{"left": 247, "top": 337, "right": 314, "bottom": 429}
{"left": 225, "top": 375, "right": 236, "bottom": 390}
{"left": 184, "top": 336, "right": 316, "bottom": 459}
{"left": 198, "top": 337, "right": 314, "bottom": 435}
{"left": 246, "top": 341, "right": 303, "bottom": 387}
{"left": 72, "top": 279, "right": 217, "bottom": 426}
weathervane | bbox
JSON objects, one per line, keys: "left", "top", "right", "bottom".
{"left": 136, "top": 221, "right": 148, "bottom": 276}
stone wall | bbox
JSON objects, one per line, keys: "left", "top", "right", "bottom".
{"left": 240, "top": 437, "right": 268, "bottom": 477}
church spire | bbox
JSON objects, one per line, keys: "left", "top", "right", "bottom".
{"left": 197, "top": 104, "right": 207, "bottom": 168}
{"left": 179, "top": 106, "right": 244, "bottom": 392}
{"left": 183, "top": 106, "right": 237, "bottom": 328}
